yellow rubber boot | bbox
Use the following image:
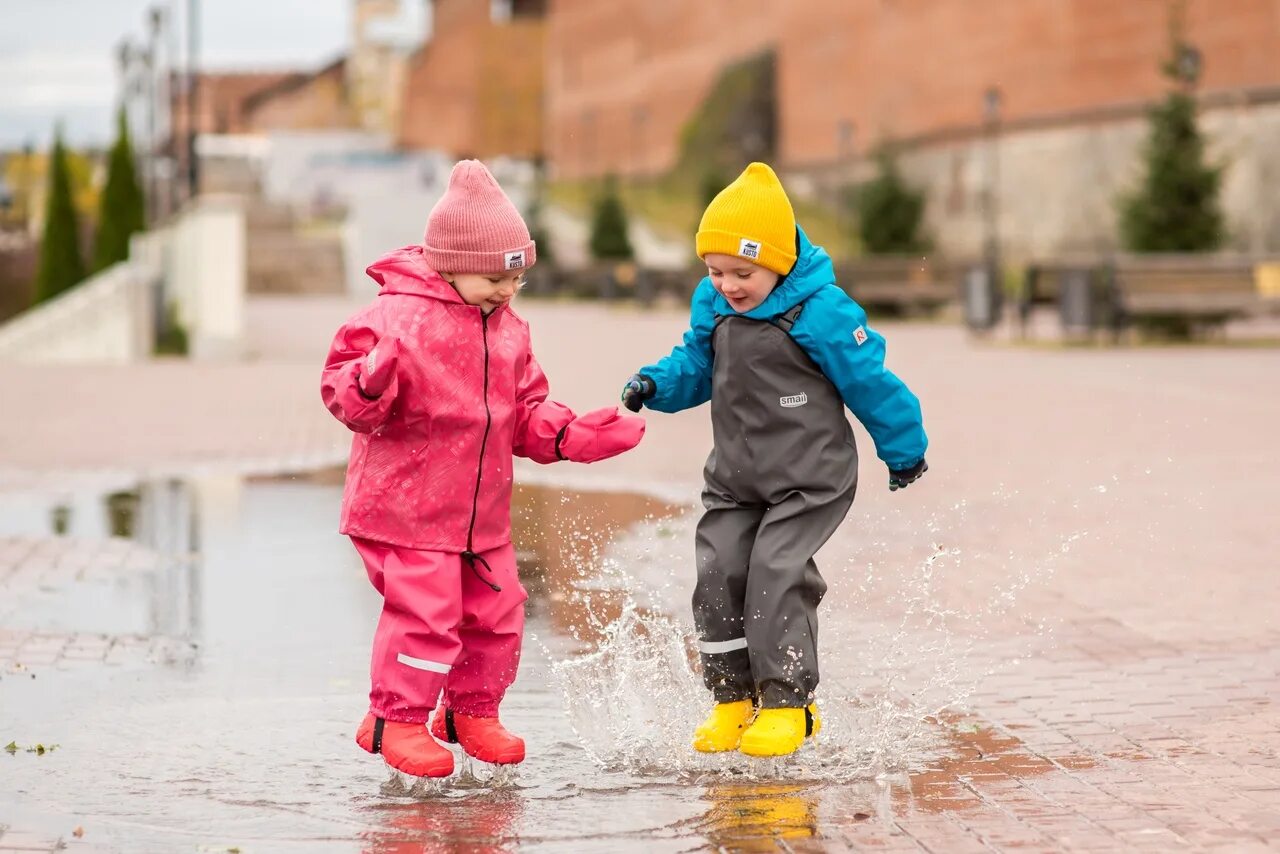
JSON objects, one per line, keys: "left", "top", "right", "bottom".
{"left": 738, "top": 705, "right": 821, "bottom": 757}
{"left": 692, "top": 699, "right": 757, "bottom": 753}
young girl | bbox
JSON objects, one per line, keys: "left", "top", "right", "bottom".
{"left": 322, "top": 160, "right": 645, "bottom": 778}
{"left": 620, "top": 163, "right": 928, "bottom": 757}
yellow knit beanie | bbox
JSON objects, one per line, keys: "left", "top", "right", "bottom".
{"left": 695, "top": 162, "right": 797, "bottom": 276}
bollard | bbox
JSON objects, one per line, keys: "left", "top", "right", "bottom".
{"left": 1058, "top": 268, "right": 1095, "bottom": 339}
{"left": 963, "top": 264, "right": 1002, "bottom": 331}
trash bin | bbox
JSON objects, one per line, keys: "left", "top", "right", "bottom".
{"left": 963, "top": 264, "right": 1002, "bottom": 331}
{"left": 1057, "top": 268, "right": 1096, "bottom": 337}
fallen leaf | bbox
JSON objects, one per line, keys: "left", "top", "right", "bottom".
{"left": 73, "top": 826, "right": 84, "bottom": 838}
{"left": 3, "top": 741, "right": 16, "bottom": 755}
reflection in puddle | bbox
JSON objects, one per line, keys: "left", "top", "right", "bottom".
{"left": 361, "top": 786, "right": 525, "bottom": 854}
{"left": 694, "top": 782, "right": 820, "bottom": 850}
{"left": 0, "top": 479, "right": 201, "bottom": 643}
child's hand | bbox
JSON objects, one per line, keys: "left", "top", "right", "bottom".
{"left": 359, "top": 336, "right": 402, "bottom": 399}
{"left": 556, "top": 407, "right": 645, "bottom": 462}
{"left": 889, "top": 458, "right": 928, "bottom": 491}
{"left": 620, "top": 374, "right": 656, "bottom": 412}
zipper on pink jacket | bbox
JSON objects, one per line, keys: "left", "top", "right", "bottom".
{"left": 462, "top": 311, "right": 502, "bottom": 592}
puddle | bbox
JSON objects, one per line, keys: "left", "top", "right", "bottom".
{"left": 0, "top": 471, "right": 1088, "bottom": 852}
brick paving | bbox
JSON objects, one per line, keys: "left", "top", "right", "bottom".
{"left": 2, "top": 297, "right": 1279, "bottom": 851}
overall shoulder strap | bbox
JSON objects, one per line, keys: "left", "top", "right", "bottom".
{"left": 771, "top": 303, "right": 804, "bottom": 333}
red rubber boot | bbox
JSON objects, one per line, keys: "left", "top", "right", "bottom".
{"left": 430, "top": 708, "right": 526, "bottom": 765}
{"left": 356, "top": 712, "right": 454, "bottom": 778}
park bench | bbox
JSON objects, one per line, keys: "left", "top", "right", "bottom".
{"left": 1021, "top": 254, "right": 1280, "bottom": 340}
{"left": 834, "top": 256, "right": 958, "bottom": 316}
{"left": 1109, "top": 254, "right": 1280, "bottom": 335}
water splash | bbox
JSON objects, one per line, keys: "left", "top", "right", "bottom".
{"left": 543, "top": 483, "right": 1105, "bottom": 784}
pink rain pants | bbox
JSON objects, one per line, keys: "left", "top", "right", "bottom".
{"left": 352, "top": 537, "right": 527, "bottom": 722}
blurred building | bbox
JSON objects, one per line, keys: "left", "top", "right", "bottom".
{"left": 348, "top": 0, "right": 426, "bottom": 135}
{"left": 545, "top": 0, "right": 778, "bottom": 179}
{"left": 180, "top": 72, "right": 309, "bottom": 136}
{"left": 545, "top": 0, "right": 1280, "bottom": 256}
{"left": 398, "top": 0, "right": 546, "bottom": 159}
{"left": 242, "top": 60, "right": 356, "bottom": 132}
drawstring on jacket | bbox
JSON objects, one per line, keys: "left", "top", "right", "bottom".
{"left": 462, "top": 550, "right": 502, "bottom": 592}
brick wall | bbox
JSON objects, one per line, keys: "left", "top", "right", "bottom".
{"left": 399, "top": 0, "right": 544, "bottom": 159}
{"left": 780, "top": 0, "right": 1280, "bottom": 166}
{"left": 544, "top": 0, "right": 781, "bottom": 178}
{"left": 544, "top": 0, "right": 1280, "bottom": 176}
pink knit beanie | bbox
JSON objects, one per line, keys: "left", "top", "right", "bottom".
{"left": 423, "top": 160, "right": 536, "bottom": 274}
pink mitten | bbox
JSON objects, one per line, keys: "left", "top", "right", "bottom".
{"left": 359, "top": 336, "right": 401, "bottom": 398}
{"left": 557, "top": 406, "right": 646, "bottom": 463}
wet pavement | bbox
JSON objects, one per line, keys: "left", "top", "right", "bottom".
{"left": 2, "top": 475, "right": 1277, "bottom": 853}
{"left": 3, "top": 300, "right": 1280, "bottom": 852}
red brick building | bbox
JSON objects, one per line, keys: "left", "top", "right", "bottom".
{"left": 242, "top": 60, "right": 356, "bottom": 132}
{"left": 779, "top": 0, "right": 1280, "bottom": 168}
{"left": 545, "top": 0, "right": 1280, "bottom": 176}
{"left": 545, "top": 0, "right": 779, "bottom": 178}
{"left": 398, "top": 0, "right": 546, "bottom": 159}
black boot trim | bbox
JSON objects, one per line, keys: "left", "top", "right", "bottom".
{"left": 372, "top": 717, "right": 385, "bottom": 754}
{"left": 444, "top": 709, "right": 459, "bottom": 743}
{"left": 804, "top": 707, "right": 814, "bottom": 737}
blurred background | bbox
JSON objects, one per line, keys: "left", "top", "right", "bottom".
{"left": 2, "top": 2, "right": 1280, "bottom": 852}
{"left": 2, "top": 0, "right": 1280, "bottom": 345}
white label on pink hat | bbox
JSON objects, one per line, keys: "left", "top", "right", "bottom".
{"left": 505, "top": 250, "right": 526, "bottom": 270}
{"left": 738, "top": 238, "right": 761, "bottom": 260}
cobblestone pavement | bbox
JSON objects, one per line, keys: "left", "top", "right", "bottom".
{"left": 2, "top": 297, "right": 1278, "bottom": 852}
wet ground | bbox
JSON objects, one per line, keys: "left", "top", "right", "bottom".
{"left": 3, "top": 303, "right": 1280, "bottom": 852}
{"left": 3, "top": 478, "right": 915, "bottom": 853}
{"left": 4, "top": 475, "right": 1276, "bottom": 852}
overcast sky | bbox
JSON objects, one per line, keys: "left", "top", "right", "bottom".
{"left": 0, "top": 0, "right": 360, "bottom": 149}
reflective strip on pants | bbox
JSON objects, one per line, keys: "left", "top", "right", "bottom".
{"left": 698, "top": 637, "right": 748, "bottom": 654}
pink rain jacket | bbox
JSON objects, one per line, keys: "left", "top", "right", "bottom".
{"left": 322, "top": 246, "right": 642, "bottom": 553}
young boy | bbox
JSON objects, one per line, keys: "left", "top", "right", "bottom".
{"left": 620, "top": 163, "right": 928, "bottom": 757}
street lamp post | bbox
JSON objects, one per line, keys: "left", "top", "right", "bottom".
{"left": 964, "top": 86, "right": 1004, "bottom": 332}
{"left": 146, "top": 6, "right": 165, "bottom": 223}
{"left": 186, "top": 0, "right": 200, "bottom": 200}
{"left": 982, "top": 86, "right": 1002, "bottom": 277}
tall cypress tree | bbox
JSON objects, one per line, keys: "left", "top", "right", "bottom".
{"left": 93, "top": 106, "right": 147, "bottom": 272}
{"left": 34, "top": 127, "right": 86, "bottom": 304}
{"left": 1119, "top": 8, "right": 1224, "bottom": 252}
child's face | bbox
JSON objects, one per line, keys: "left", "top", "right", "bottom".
{"left": 704, "top": 253, "right": 780, "bottom": 313}
{"left": 443, "top": 270, "right": 527, "bottom": 312}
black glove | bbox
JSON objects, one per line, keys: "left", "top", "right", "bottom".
{"left": 889, "top": 458, "right": 928, "bottom": 491}
{"left": 620, "top": 373, "right": 656, "bottom": 413}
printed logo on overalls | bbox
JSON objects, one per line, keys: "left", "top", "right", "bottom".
{"left": 780, "top": 393, "right": 808, "bottom": 408}
{"left": 738, "top": 238, "right": 761, "bottom": 260}
{"left": 853, "top": 325, "right": 869, "bottom": 346}
{"left": 504, "top": 250, "right": 526, "bottom": 270}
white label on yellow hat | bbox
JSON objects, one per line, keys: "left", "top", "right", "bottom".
{"left": 505, "top": 250, "right": 526, "bottom": 269}
{"left": 738, "top": 238, "right": 761, "bottom": 260}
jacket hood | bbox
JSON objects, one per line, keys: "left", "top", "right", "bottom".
{"left": 711, "top": 226, "right": 833, "bottom": 320}
{"left": 366, "top": 245, "right": 464, "bottom": 303}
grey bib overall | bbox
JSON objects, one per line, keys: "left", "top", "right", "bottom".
{"left": 694, "top": 305, "right": 857, "bottom": 708}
